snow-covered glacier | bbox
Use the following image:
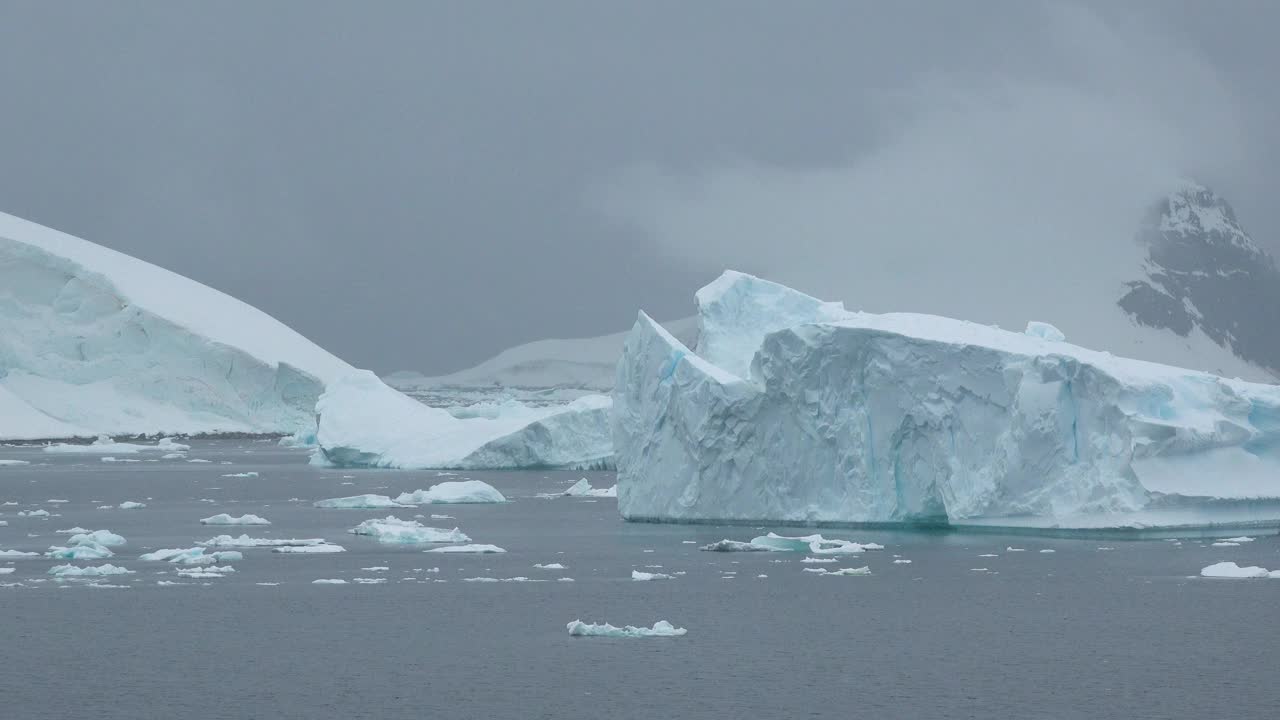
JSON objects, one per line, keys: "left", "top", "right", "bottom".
{"left": 0, "top": 211, "right": 351, "bottom": 439}
{"left": 313, "top": 370, "right": 613, "bottom": 469}
{"left": 613, "top": 271, "right": 1280, "bottom": 532}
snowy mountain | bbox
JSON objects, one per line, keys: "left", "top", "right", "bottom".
{"left": 1119, "top": 184, "right": 1280, "bottom": 378}
{"left": 0, "top": 211, "right": 352, "bottom": 439}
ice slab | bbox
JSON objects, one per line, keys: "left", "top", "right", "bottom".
{"left": 425, "top": 544, "right": 505, "bottom": 554}
{"left": 348, "top": 516, "right": 470, "bottom": 544}
{"left": 199, "top": 513, "right": 271, "bottom": 525}
{"left": 566, "top": 620, "right": 686, "bottom": 638}
{"left": 48, "top": 564, "right": 134, "bottom": 577}
{"left": 313, "top": 494, "right": 412, "bottom": 509}
{"left": 393, "top": 480, "right": 506, "bottom": 505}
{"left": 562, "top": 478, "right": 618, "bottom": 498}
{"left": 273, "top": 544, "right": 346, "bottom": 554}
{"left": 1200, "top": 561, "right": 1280, "bottom": 579}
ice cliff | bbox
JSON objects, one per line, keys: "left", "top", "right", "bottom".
{"left": 613, "top": 271, "right": 1280, "bottom": 530}
{"left": 0, "top": 211, "right": 351, "bottom": 439}
{"left": 313, "top": 370, "right": 614, "bottom": 469}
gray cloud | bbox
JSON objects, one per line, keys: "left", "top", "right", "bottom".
{"left": 0, "top": 1, "right": 1276, "bottom": 372}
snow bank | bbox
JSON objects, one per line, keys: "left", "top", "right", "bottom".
{"left": 348, "top": 516, "right": 470, "bottom": 544}
{"left": 199, "top": 513, "right": 271, "bottom": 526}
{"left": 425, "top": 544, "right": 505, "bottom": 554}
{"left": 1200, "top": 561, "right": 1280, "bottom": 579}
{"left": 566, "top": 620, "right": 686, "bottom": 638}
{"left": 313, "top": 494, "right": 412, "bottom": 509}
{"left": 0, "top": 210, "right": 351, "bottom": 440}
{"left": 614, "top": 271, "right": 1280, "bottom": 529}
{"left": 313, "top": 370, "right": 613, "bottom": 470}
{"left": 563, "top": 478, "right": 617, "bottom": 498}
{"left": 393, "top": 480, "right": 506, "bottom": 505}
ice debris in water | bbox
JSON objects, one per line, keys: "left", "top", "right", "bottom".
{"left": 46, "top": 543, "right": 114, "bottom": 560}
{"left": 800, "top": 557, "right": 837, "bottom": 564}
{"left": 139, "top": 547, "right": 242, "bottom": 565}
{"left": 221, "top": 472, "right": 259, "bottom": 478}
{"left": 313, "top": 494, "right": 412, "bottom": 509}
{"left": 533, "top": 563, "right": 565, "bottom": 570}
{"left": 313, "top": 579, "right": 347, "bottom": 584}
{"left": 177, "top": 566, "right": 235, "bottom": 578}
{"left": 702, "top": 533, "right": 882, "bottom": 554}
{"left": 198, "top": 535, "right": 327, "bottom": 548}
{"left": 806, "top": 566, "right": 872, "bottom": 577}
{"left": 0, "top": 549, "right": 41, "bottom": 558}
{"left": 561, "top": 478, "right": 617, "bottom": 498}
{"left": 1039, "top": 549, "right": 1056, "bottom": 554}
{"left": 48, "top": 564, "right": 135, "bottom": 577}
{"left": 55, "top": 527, "right": 90, "bottom": 535}
{"left": 273, "top": 544, "right": 346, "bottom": 554}
{"left": 118, "top": 501, "right": 146, "bottom": 510}
{"left": 393, "top": 480, "right": 506, "bottom": 505}
{"left": 199, "top": 513, "right": 271, "bottom": 525}
{"left": 348, "top": 516, "right": 470, "bottom": 545}
{"left": 566, "top": 620, "right": 686, "bottom": 638}
{"left": 0, "top": 459, "right": 30, "bottom": 466}
{"left": 18, "top": 509, "right": 49, "bottom": 518}
{"left": 893, "top": 559, "right": 913, "bottom": 564}
{"left": 1200, "top": 561, "right": 1280, "bottom": 579}
{"left": 1006, "top": 547, "right": 1026, "bottom": 552}
{"left": 67, "top": 530, "right": 126, "bottom": 548}
{"left": 1024, "top": 321, "right": 1066, "bottom": 342}
{"left": 425, "top": 544, "right": 505, "bottom": 554}
{"left": 463, "top": 576, "right": 543, "bottom": 583}
{"left": 1221, "top": 536, "right": 1256, "bottom": 543}
{"left": 631, "top": 570, "right": 674, "bottom": 581}
{"left": 0, "top": 568, "right": 13, "bottom": 574}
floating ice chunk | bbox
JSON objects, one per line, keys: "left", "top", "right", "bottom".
{"left": 161, "top": 453, "right": 186, "bottom": 460}
{"left": 1211, "top": 542, "right": 1241, "bottom": 547}
{"left": 1006, "top": 547, "right": 1026, "bottom": 552}
{"left": 566, "top": 620, "right": 686, "bottom": 638}
{"left": 221, "top": 472, "right": 259, "bottom": 478}
{"left": 562, "top": 478, "right": 618, "bottom": 498}
{"left": 1221, "top": 536, "right": 1256, "bottom": 543}
{"left": 801, "top": 557, "right": 838, "bottom": 564}
{"left": 198, "top": 534, "right": 327, "bottom": 548}
{"left": 361, "top": 567, "right": 389, "bottom": 572}
{"left": 0, "top": 459, "right": 30, "bottom": 466}
{"left": 425, "top": 544, "right": 505, "bottom": 554}
{"left": 631, "top": 570, "right": 673, "bottom": 581}
{"left": 348, "top": 516, "right": 470, "bottom": 544}
{"left": 118, "top": 501, "right": 146, "bottom": 510}
{"left": 48, "top": 564, "right": 134, "bottom": 577}
{"left": 278, "top": 430, "right": 318, "bottom": 449}
{"left": 200, "top": 514, "right": 271, "bottom": 526}
{"left": 463, "top": 576, "right": 543, "bottom": 583}
{"left": 139, "top": 547, "right": 204, "bottom": 563}
{"left": 46, "top": 499, "right": 69, "bottom": 504}
{"left": 157, "top": 438, "right": 190, "bottom": 452}
{"left": 1024, "top": 321, "right": 1066, "bottom": 342}
{"left": 68, "top": 530, "right": 126, "bottom": 547}
{"left": 178, "top": 566, "right": 234, "bottom": 578}
{"left": 1039, "top": 549, "right": 1056, "bottom": 554}
{"left": 0, "top": 568, "right": 13, "bottom": 574}
{"left": 273, "top": 544, "right": 346, "bottom": 554}
{"left": 700, "top": 539, "right": 768, "bottom": 552}
{"left": 970, "top": 568, "right": 990, "bottom": 572}
{"left": 702, "top": 533, "right": 882, "bottom": 555}
{"left": 44, "top": 436, "right": 148, "bottom": 454}
{"left": 533, "top": 563, "right": 565, "bottom": 570}
{"left": 55, "top": 528, "right": 89, "bottom": 535}
{"left": 187, "top": 459, "right": 212, "bottom": 464}
{"left": 978, "top": 554, "right": 999, "bottom": 558}
{"left": 0, "top": 549, "right": 40, "bottom": 558}
{"left": 893, "top": 559, "right": 913, "bottom": 564}
{"left": 101, "top": 457, "right": 139, "bottom": 463}
{"left": 255, "top": 582, "right": 280, "bottom": 586}
{"left": 313, "top": 494, "right": 411, "bottom": 509}
{"left": 18, "top": 509, "right": 49, "bottom": 518}
{"left": 312, "top": 578, "right": 347, "bottom": 584}
{"left": 46, "top": 543, "right": 113, "bottom": 560}
{"left": 824, "top": 566, "right": 872, "bottom": 576}
{"left": 557, "top": 577, "right": 575, "bottom": 582}
{"left": 393, "top": 480, "right": 506, "bottom": 505}
{"left": 1200, "top": 561, "right": 1277, "bottom": 579}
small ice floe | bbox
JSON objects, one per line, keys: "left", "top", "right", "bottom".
{"left": 566, "top": 620, "right": 686, "bottom": 638}
{"left": 394, "top": 480, "right": 506, "bottom": 505}
{"left": 55, "top": 527, "right": 90, "bottom": 535}
{"left": 157, "top": 438, "right": 190, "bottom": 452}
{"left": 430, "top": 514, "right": 454, "bottom": 520}
{"left": 978, "top": 554, "right": 998, "bottom": 558}
{"left": 46, "top": 542, "right": 114, "bottom": 560}
{"left": 534, "top": 563, "right": 565, "bottom": 570}
{"left": 0, "top": 459, "right": 30, "bottom": 466}
{"left": 702, "top": 533, "right": 882, "bottom": 555}
{"left": 0, "top": 549, "right": 40, "bottom": 558}
{"left": 1039, "top": 549, "right": 1056, "bottom": 554}
{"left": 255, "top": 582, "right": 280, "bottom": 586}
{"left": 198, "top": 535, "right": 327, "bottom": 548}
{"left": 361, "top": 567, "right": 389, "bottom": 572}
{"left": 48, "top": 564, "right": 134, "bottom": 577}
{"left": 1006, "top": 547, "right": 1026, "bottom": 552}
{"left": 313, "top": 494, "right": 412, "bottom": 509}
{"left": 1211, "top": 542, "right": 1241, "bottom": 547}
{"left": 177, "top": 566, "right": 234, "bottom": 578}
{"left": 348, "top": 517, "right": 469, "bottom": 545}
{"left": 101, "top": 457, "right": 139, "bottom": 463}
{"left": 893, "top": 559, "right": 913, "bottom": 564}
{"left": 1200, "top": 562, "right": 1280, "bottom": 579}
{"left": 273, "top": 544, "right": 346, "bottom": 554}
{"left": 970, "top": 568, "right": 990, "bottom": 572}
{"left": 81, "top": 583, "right": 130, "bottom": 589}
{"left": 221, "top": 472, "right": 259, "bottom": 478}
{"left": 353, "top": 578, "right": 387, "bottom": 584}
{"left": 425, "top": 544, "right": 505, "bottom": 554}
{"left": 463, "top": 576, "right": 543, "bottom": 583}
{"left": 801, "top": 557, "right": 837, "bottom": 564}
{"left": 0, "top": 568, "right": 14, "bottom": 574}
{"left": 187, "top": 459, "right": 212, "bottom": 464}
{"left": 139, "top": 547, "right": 242, "bottom": 565}
{"left": 631, "top": 570, "right": 673, "bottom": 581}
{"left": 561, "top": 478, "right": 617, "bottom": 499}
{"left": 1221, "top": 536, "right": 1256, "bottom": 543}
{"left": 67, "top": 530, "right": 126, "bottom": 548}
{"left": 18, "top": 509, "right": 50, "bottom": 518}
{"left": 199, "top": 514, "right": 271, "bottom": 526}
{"left": 160, "top": 453, "right": 185, "bottom": 460}
{"left": 118, "top": 501, "right": 146, "bottom": 510}
{"left": 44, "top": 436, "right": 149, "bottom": 455}
{"left": 1097, "top": 547, "right": 1115, "bottom": 551}
{"left": 46, "top": 500, "right": 69, "bottom": 504}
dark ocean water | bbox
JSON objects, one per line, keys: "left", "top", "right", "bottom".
{"left": 1, "top": 440, "right": 1278, "bottom": 720}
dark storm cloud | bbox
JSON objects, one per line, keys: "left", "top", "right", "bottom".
{"left": 0, "top": 1, "right": 1276, "bottom": 373}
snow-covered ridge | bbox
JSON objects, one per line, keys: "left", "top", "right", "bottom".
{"left": 0, "top": 211, "right": 352, "bottom": 439}
{"left": 613, "top": 271, "right": 1280, "bottom": 531}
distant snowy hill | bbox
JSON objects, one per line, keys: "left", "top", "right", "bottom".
{"left": 0, "top": 211, "right": 352, "bottom": 439}
{"left": 1119, "top": 184, "right": 1280, "bottom": 378}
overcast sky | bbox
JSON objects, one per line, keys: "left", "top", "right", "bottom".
{"left": 1, "top": 1, "right": 1277, "bottom": 374}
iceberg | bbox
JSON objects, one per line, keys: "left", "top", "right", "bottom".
{"left": 393, "top": 481, "right": 506, "bottom": 505}
{"left": 67, "top": 530, "right": 126, "bottom": 548}
{"left": 348, "top": 516, "right": 470, "bottom": 544}
{"left": 566, "top": 620, "right": 686, "bottom": 638}
{"left": 138, "top": 547, "right": 241, "bottom": 565}
{"left": 313, "top": 494, "right": 412, "bottom": 509}
{"left": 0, "top": 549, "right": 40, "bottom": 558}
{"left": 562, "top": 478, "right": 618, "bottom": 498}
{"left": 424, "top": 544, "right": 505, "bottom": 554}
{"left": 46, "top": 542, "right": 113, "bottom": 560}
{"left": 0, "top": 210, "right": 351, "bottom": 440}
{"left": 199, "top": 513, "right": 271, "bottom": 526}
{"left": 312, "top": 370, "right": 613, "bottom": 470}
{"left": 48, "top": 563, "right": 134, "bottom": 577}
{"left": 614, "top": 271, "right": 1280, "bottom": 531}
{"left": 1200, "top": 561, "right": 1280, "bottom": 579}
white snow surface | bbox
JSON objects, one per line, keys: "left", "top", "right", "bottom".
{"left": 313, "top": 371, "right": 614, "bottom": 470}
{"left": 393, "top": 480, "right": 506, "bottom": 505}
{"left": 614, "top": 271, "right": 1280, "bottom": 528}
{"left": 566, "top": 620, "right": 686, "bottom": 638}
{"left": 0, "top": 210, "right": 351, "bottom": 440}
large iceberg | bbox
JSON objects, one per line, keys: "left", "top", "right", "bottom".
{"left": 313, "top": 370, "right": 613, "bottom": 469}
{"left": 0, "top": 211, "right": 351, "bottom": 439}
{"left": 613, "top": 271, "right": 1280, "bottom": 532}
